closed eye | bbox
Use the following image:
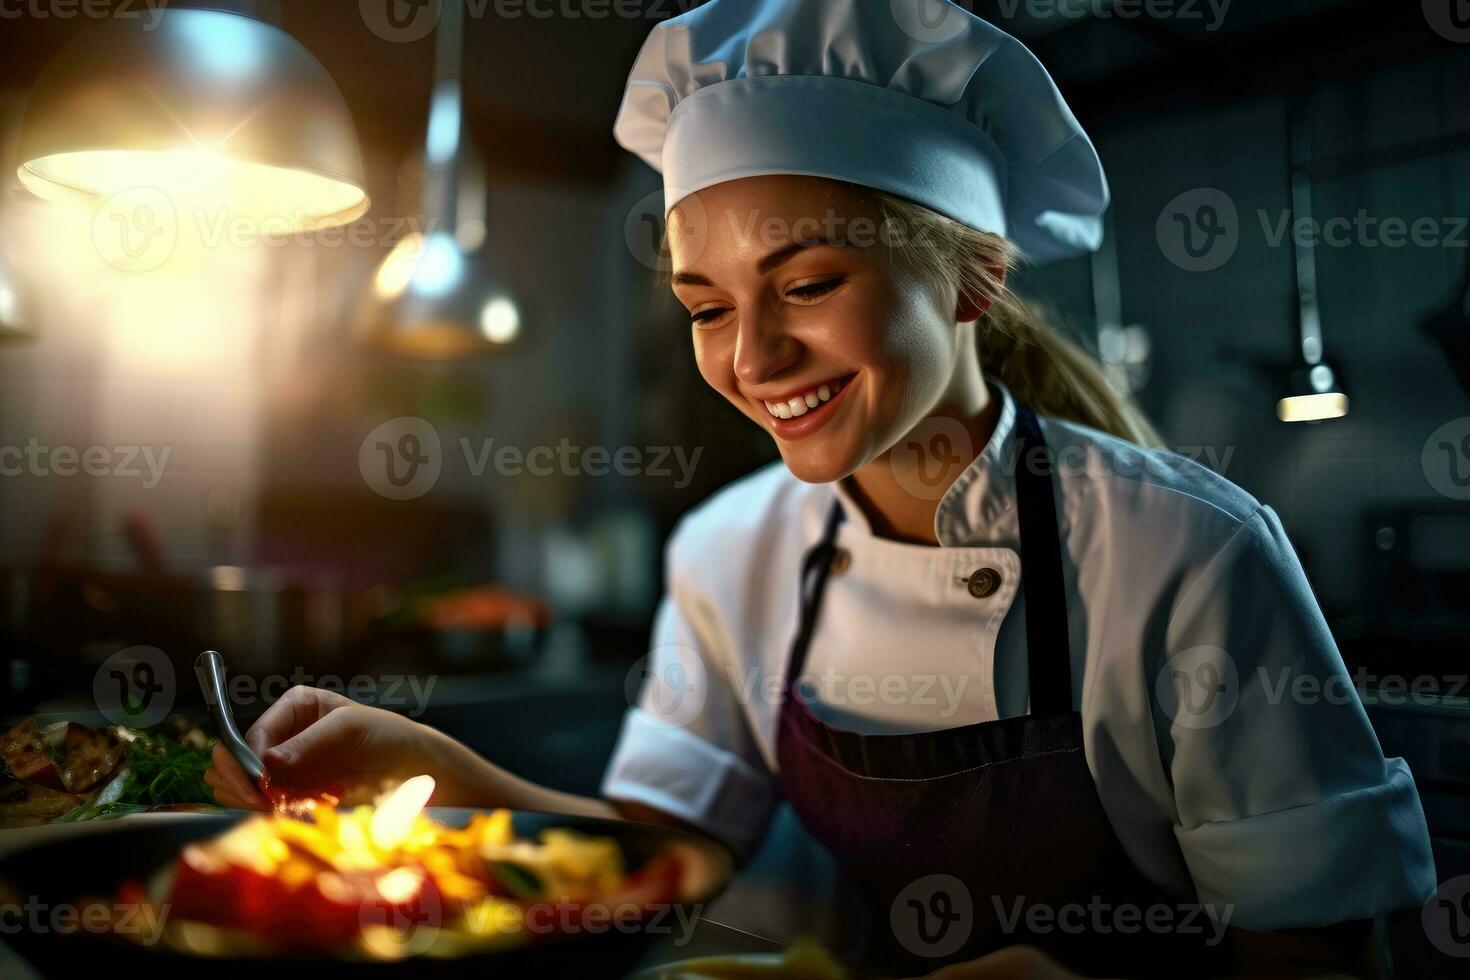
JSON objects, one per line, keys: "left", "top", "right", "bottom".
{"left": 786, "top": 277, "right": 845, "bottom": 303}
{"left": 690, "top": 307, "right": 729, "bottom": 326}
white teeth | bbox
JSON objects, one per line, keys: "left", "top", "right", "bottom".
{"left": 762, "top": 378, "right": 849, "bottom": 422}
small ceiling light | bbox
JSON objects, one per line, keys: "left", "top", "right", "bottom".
{"left": 1279, "top": 99, "right": 1348, "bottom": 424}
{"left": 480, "top": 296, "right": 520, "bottom": 344}
{"left": 358, "top": 0, "right": 522, "bottom": 359}
{"left": 16, "top": 5, "right": 368, "bottom": 232}
{"left": 1277, "top": 362, "right": 1349, "bottom": 422}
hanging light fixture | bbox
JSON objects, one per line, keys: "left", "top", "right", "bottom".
{"left": 1277, "top": 98, "right": 1349, "bottom": 424}
{"left": 359, "top": 0, "right": 522, "bottom": 359}
{"left": 15, "top": 1, "right": 368, "bottom": 232}
{"left": 1090, "top": 209, "right": 1152, "bottom": 396}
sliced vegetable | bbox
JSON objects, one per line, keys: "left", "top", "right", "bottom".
{"left": 490, "top": 861, "right": 543, "bottom": 899}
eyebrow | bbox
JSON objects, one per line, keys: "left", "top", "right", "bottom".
{"left": 670, "top": 239, "right": 839, "bottom": 288}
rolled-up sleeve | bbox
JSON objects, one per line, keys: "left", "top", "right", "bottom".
{"left": 601, "top": 524, "right": 777, "bottom": 856}
{"left": 1159, "top": 506, "right": 1436, "bottom": 929}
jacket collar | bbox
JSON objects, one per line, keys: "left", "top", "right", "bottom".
{"left": 833, "top": 382, "right": 1023, "bottom": 550}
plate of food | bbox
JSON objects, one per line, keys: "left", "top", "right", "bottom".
{"left": 629, "top": 939, "right": 859, "bottom": 979}
{"left": 0, "top": 714, "right": 220, "bottom": 830}
{"left": 0, "top": 778, "right": 734, "bottom": 978}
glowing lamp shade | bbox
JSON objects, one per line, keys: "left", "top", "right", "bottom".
{"left": 16, "top": 8, "right": 368, "bottom": 231}
{"left": 361, "top": 232, "right": 522, "bottom": 360}
{"left": 1277, "top": 363, "right": 1349, "bottom": 423}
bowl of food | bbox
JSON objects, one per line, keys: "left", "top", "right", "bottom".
{"left": 0, "top": 779, "right": 734, "bottom": 978}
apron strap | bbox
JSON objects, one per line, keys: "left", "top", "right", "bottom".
{"left": 786, "top": 500, "right": 846, "bottom": 686}
{"left": 786, "top": 405, "right": 1073, "bottom": 716}
{"left": 1013, "top": 405, "right": 1074, "bottom": 716}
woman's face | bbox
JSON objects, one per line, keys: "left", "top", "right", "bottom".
{"left": 667, "top": 175, "right": 978, "bottom": 484}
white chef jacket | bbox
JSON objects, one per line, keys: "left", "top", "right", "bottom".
{"left": 602, "top": 384, "right": 1436, "bottom": 932}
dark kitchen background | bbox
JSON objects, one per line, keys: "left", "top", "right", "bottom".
{"left": 0, "top": 0, "right": 1467, "bottom": 974}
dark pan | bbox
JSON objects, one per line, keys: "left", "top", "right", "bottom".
{"left": 0, "top": 808, "right": 735, "bottom": 979}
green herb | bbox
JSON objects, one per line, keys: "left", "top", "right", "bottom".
{"left": 52, "top": 801, "right": 148, "bottom": 823}
{"left": 117, "top": 735, "right": 215, "bottom": 807}
{"left": 490, "top": 861, "right": 543, "bottom": 899}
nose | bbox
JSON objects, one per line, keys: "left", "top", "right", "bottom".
{"left": 732, "top": 306, "right": 799, "bottom": 387}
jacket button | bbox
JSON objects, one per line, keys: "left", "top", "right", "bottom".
{"left": 829, "top": 548, "right": 852, "bottom": 577}
{"left": 965, "top": 568, "right": 1001, "bottom": 598}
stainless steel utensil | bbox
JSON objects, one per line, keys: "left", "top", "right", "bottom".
{"left": 194, "top": 650, "right": 265, "bottom": 782}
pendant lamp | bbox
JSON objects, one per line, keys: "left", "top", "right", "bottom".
{"left": 16, "top": 1, "right": 368, "bottom": 232}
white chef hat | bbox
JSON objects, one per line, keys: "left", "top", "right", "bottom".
{"left": 614, "top": 0, "right": 1109, "bottom": 264}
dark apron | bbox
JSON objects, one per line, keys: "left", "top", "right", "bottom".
{"left": 773, "top": 406, "right": 1233, "bottom": 977}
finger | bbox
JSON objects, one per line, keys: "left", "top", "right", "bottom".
{"left": 263, "top": 707, "right": 364, "bottom": 788}
{"left": 204, "top": 769, "right": 266, "bottom": 811}
{"left": 209, "top": 741, "right": 255, "bottom": 800}
{"left": 245, "top": 685, "right": 348, "bottom": 758}
{"left": 207, "top": 740, "right": 249, "bottom": 799}
{"left": 209, "top": 742, "right": 267, "bottom": 808}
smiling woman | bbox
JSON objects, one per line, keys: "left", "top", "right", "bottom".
{"left": 201, "top": 2, "right": 1438, "bottom": 977}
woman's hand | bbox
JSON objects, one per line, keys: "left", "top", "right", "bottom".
{"left": 204, "top": 685, "right": 462, "bottom": 809}
{"left": 922, "top": 946, "right": 1082, "bottom": 980}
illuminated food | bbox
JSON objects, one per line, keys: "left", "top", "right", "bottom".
{"left": 102, "top": 777, "right": 683, "bottom": 961}
{"left": 642, "top": 939, "right": 852, "bottom": 979}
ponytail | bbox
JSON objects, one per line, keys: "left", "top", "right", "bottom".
{"left": 869, "top": 189, "right": 1163, "bottom": 448}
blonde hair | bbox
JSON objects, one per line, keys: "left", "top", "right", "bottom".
{"left": 867, "top": 189, "right": 1162, "bottom": 448}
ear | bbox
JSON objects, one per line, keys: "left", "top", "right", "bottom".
{"left": 955, "top": 263, "right": 1007, "bottom": 323}
{"left": 956, "top": 293, "right": 992, "bottom": 324}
